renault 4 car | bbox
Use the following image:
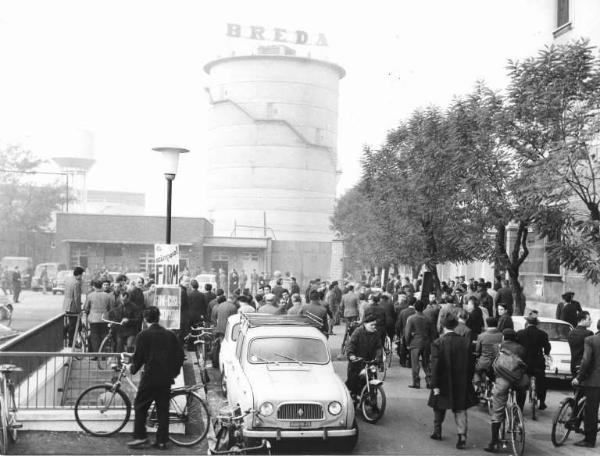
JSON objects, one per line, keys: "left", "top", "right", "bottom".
{"left": 222, "top": 313, "right": 357, "bottom": 450}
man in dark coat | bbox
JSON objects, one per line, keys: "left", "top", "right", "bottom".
{"left": 496, "top": 303, "right": 514, "bottom": 333}
{"left": 127, "top": 306, "right": 184, "bottom": 450}
{"left": 572, "top": 320, "right": 600, "bottom": 448}
{"left": 11, "top": 267, "right": 22, "bottom": 303}
{"left": 396, "top": 297, "right": 416, "bottom": 367}
{"left": 378, "top": 293, "right": 397, "bottom": 341}
{"left": 428, "top": 314, "right": 478, "bottom": 449}
{"left": 516, "top": 311, "right": 551, "bottom": 410}
{"left": 493, "top": 279, "right": 513, "bottom": 316}
{"left": 405, "top": 300, "right": 434, "bottom": 388}
{"left": 568, "top": 311, "right": 594, "bottom": 378}
{"left": 204, "top": 284, "right": 216, "bottom": 307}
{"left": 345, "top": 314, "right": 382, "bottom": 398}
{"left": 188, "top": 279, "right": 207, "bottom": 327}
{"left": 559, "top": 291, "right": 583, "bottom": 328}
{"left": 465, "top": 297, "right": 484, "bottom": 342}
{"left": 300, "top": 290, "right": 329, "bottom": 337}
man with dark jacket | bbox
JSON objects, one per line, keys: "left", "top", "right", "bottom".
{"left": 428, "top": 314, "right": 478, "bottom": 448}
{"left": 300, "top": 290, "right": 329, "bottom": 336}
{"left": 477, "top": 283, "right": 494, "bottom": 320}
{"left": 572, "top": 320, "right": 600, "bottom": 448}
{"left": 379, "top": 293, "right": 397, "bottom": 340}
{"left": 204, "top": 284, "right": 216, "bottom": 307}
{"left": 188, "top": 279, "right": 207, "bottom": 327}
{"left": 345, "top": 314, "right": 382, "bottom": 398}
{"left": 496, "top": 303, "right": 514, "bottom": 333}
{"left": 517, "top": 312, "right": 551, "bottom": 410}
{"left": 127, "top": 306, "right": 184, "bottom": 450}
{"left": 493, "top": 280, "right": 513, "bottom": 316}
{"left": 568, "top": 311, "right": 594, "bottom": 378}
{"left": 63, "top": 266, "right": 84, "bottom": 346}
{"left": 560, "top": 292, "right": 583, "bottom": 328}
{"left": 396, "top": 297, "right": 416, "bottom": 367}
{"left": 405, "top": 300, "right": 434, "bottom": 388}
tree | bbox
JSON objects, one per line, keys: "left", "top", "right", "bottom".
{"left": 359, "top": 107, "right": 489, "bottom": 294}
{"left": 0, "top": 144, "right": 66, "bottom": 234}
{"left": 506, "top": 39, "right": 600, "bottom": 284}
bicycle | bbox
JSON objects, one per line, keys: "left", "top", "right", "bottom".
{"left": 551, "top": 386, "right": 600, "bottom": 446}
{"left": 528, "top": 375, "right": 537, "bottom": 420}
{"left": 74, "top": 353, "right": 210, "bottom": 446}
{"left": 97, "top": 319, "right": 122, "bottom": 370}
{"left": 339, "top": 320, "right": 360, "bottom": 358}
{"left": 351, "top": 357, "right": 386, "bottom": 423}
{"left": 0, "top": 364, "right": 23, "bottom": 455}
{"left": 498, "top": 388, "right": 525, "bottom": 456}
{"left": 65, "top": 312, "right": 89, "bottom": 359}
{"left": 210, "top": 405, "right": 271, "bottom": 455}
{"left": 184, "top": 325, "right": 214, "bottom": 396}
{"left": 476, "top": 370, "right": 494, "bottom": 416}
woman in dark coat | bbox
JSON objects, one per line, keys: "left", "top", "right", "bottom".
{"left": 428, "top": 314, "right": 478, "bottom": 449}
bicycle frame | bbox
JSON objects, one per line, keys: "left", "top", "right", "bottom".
{"left": 210, "top": 408, "right": 270, "bottom": 455}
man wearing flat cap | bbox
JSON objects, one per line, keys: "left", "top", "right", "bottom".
{"left": 516, "top": 311, "right": 551, "bottom": 410}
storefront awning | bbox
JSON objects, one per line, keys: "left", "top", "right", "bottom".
{"left": 202, "top": 236, "right": 269, "bottom": 249}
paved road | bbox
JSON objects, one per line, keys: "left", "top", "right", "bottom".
{"left": 0, "top": 290, "right": 63, "bottom": 342}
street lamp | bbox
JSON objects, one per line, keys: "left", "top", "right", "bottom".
{"left": 153, "top": 147, "right": 189, "bottom": 244}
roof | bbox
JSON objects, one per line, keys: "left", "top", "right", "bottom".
{"left": 240, "top": 313, "right": 323, "bottom": 329}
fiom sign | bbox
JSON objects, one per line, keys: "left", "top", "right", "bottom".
{"left": 154, "top": 244, "right": 181, "bottom": 330}
{"left": 226, "top": 23, "right": 328, "bottom": 47}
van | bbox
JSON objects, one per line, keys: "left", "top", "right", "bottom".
{"left": 0, "top": 257, "right": 34, "bottom": 289}
{"left": 32, "top": 262, "right": 68, "bottom": 291}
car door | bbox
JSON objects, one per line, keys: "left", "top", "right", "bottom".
{"left": 227, "top": 333, "right": 254, "bottom": 411}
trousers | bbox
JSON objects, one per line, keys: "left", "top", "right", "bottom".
{"left": 583, "top": 386, "right": 600, "bottom": 445}
{"left": 433, "top": 407, "right": 468, "bottom": 435}
{"left": 491, "top": 376, "right": 529, "bottom": 423}
{"left": 133, "top": 384, "right": 171, "bottom": 443}
{"left": 410, "top": 346, "right": 431, "bottom": 386}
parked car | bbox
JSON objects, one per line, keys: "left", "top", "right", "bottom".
{"left": 31, "top": 262, "right": 68, "bottom": 291}
{"left": 512, "top": 316, "right": 573, "bottom": 380}
{"left": 219, "top": 313, "right": 242, "bottom": 395}
{"left": 0, "top": 256, "right": 33, "bottom": 289}
{"left": 52, "top": 270, "right": 70, "bottom": 295}
{"left": 194, "top": 273, "right": 217, "bottom": 292}
{"left": 125, "top": 272, "right": 148, "bottom": 285}
{"left": 221, "top": 313, "right": 358, "bottom": 450}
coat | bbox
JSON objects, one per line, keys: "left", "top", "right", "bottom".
{"left": 300, "top": 301, "right": 329, "bottom": 335}
{"left": 516, "top": 325, "right": 551, "bottom": 372}
{"left": 62, "top": 276, "right": 82, "bottom": 314}
{"left": 568, "top": 326, "right": 594, "bottom": 376}
{"left": 131, "top": 323, "right": 184, "bottom": 387}
{"left": 497, "top": 313, "right": 514, "bottom": 333}
{"left": 427, "top": 332, "right": 478, "bottom": 411}
{"left": 188, "top": 289, "right": 207, "bottom": 324}
{"left": 405, "top": 313, "right": 435, "bottom": 349}
{"left": 577, "top": 333, "right": 600, "bottom": 387}
{"left": 396, "top": 307, "right": 416, "bottom": 338}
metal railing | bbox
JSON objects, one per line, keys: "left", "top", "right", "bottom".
{"left": 0, "top": 352, "right": 140, "bottom": 409}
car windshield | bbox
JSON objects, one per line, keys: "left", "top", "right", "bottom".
{"left": 539, "top": 322, "right": 571, "bottom": 341}
{"left": 248, "top": 337, "right": 329, "bottom": 364}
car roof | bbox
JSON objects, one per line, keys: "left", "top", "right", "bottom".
{"left": 512, "top": 316, "right": 572, "bottom": 325}
{"left": 240, "top": 313, "right": 323, "bottom": 329}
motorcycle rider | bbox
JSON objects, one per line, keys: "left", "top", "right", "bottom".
{"left": 345, "top": 314, "right": 383, "bottom": 401}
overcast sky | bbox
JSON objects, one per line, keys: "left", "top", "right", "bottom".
{"left": 0, "top": 0, "right": 552, "bottom": 217}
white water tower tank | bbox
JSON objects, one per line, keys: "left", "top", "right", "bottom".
{"left": 204, "top": 53, "right": 345, "bottom": 242}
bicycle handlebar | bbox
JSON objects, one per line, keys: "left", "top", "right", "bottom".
{"left": 102, "top": 318, "right": 123, "bottom": 326}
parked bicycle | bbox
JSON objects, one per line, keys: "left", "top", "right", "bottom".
{"left": 476, "top": 371, "right": 494, "bottom": 416}
{"left": 551, "top": 386, "right": 600, "bottom": 446}
{"left": 379, "top": 335, "right": 393, "bottom": 381}
{"left": 184, "top": 325, "right": 214, "bottom": 396}
{"left": 351, "top": 357, "right": 386, "bottom": 423}
{"left": 74, "top": 353, "right": 210, "bottom": 446}
{"left": 97, "top": 319, "right": 122, "bottom": 370}
{"left": 65, "top": 312, "right": 89, "bottom": 359}
{"left": 497, "top": 388, "right": 526, "bottom": 456}
{"left": 210, "top": 405, "right": 271, "bottom": 455}
{"left": 0, "top": 364, "right": 23, "bottom": 455}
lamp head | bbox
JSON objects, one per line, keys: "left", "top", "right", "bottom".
{"left": 153, "top": 146, "right": 189, "bottom": 178}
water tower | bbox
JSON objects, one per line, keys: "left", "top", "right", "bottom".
{"left": 50, "top": 129, "right": 95, "bottom": 212}
{"left": 204, "top": 49, "right": 345, "bottom": 242}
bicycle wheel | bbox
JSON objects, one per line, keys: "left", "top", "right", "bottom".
{"left": 551, "top": 398, "right": 575, "bottom": 447}
{"left": 74, "top": 385, "right": 131, "bottom": 436}
{"left": 168, "top": 390, "right": 210, "bottom": 446}
{"left": 0, "top": 396, "right": 8, "bottom": 455}
{"left": 529, "top": 377, "right": 537, "bottom": 420}
{"left": 97, "top": 335, "right": 115, "bottom": 370}
{"left": 509, "top": 404, "right": 525, "bottom": 456}
{"left": 7, "top": 386, "right": 18, "bottom": 443}
{"left": 73, "top": 328, "right": 86, "bottom": 360}
{"left": 359, "top": 384, "right": 386, "bottom": 423}
{"left": 385, "top": 337, "right": 393, "bottom": 368}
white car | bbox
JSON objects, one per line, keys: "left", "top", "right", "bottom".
{"left": 219, "top": 313, "right": 242, "bottom": 395}
{"left": 195, "top": 273, "right": 217, "bottom": 292}
{"left": 512, "top": 316, "right": 573, "bottom": 380}
{"left": 222, "top": 313, "right": 357, "bottom": 450}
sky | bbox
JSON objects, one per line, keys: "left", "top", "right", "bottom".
{"left": 0, "top": 0, "right": 553, "bottom": 218}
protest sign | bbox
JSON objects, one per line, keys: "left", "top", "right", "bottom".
{"left": 154, "top": 243, "right": 181, "bottom": 330}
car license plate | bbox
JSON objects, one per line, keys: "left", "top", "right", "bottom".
{"left": 289, "top": 421, "right": 311, "bottom": 428}
{"left": 561, "top": 360, "right": 570, "bottom": 364}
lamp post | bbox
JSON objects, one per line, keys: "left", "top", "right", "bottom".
{"left": 153, "top": 147, "right": 189, "bottom": 244}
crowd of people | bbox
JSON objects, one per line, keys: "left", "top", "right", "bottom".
{"left": 341, "top": 272, "right": 600, "bottom": 450}
{"left": 57, "top": 265, "right": 600, "bottom": 450}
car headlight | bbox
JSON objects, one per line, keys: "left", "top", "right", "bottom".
{"left": 259, "top": 402, "right": 274, "bottom": 416}
{"left": 328, "top": 401, "right": 342, "bottom": 415}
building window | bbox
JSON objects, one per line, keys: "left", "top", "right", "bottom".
{"left": 545, "top": 235, "right": 561, "bottom": 275}
{"left": 139, "top": 249, "right": 155, "bottom": 274}
{"left": 242, "top": 252, "right": 259, "bottom": 261}
{"left": 557, "top": 0, "right": 569, "bottom": 28}
{"left": 212, "top": 251, "right": 229, "bottom": 261}
{"left": 70, "top": 245, "right": 88, "bottom": 269}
